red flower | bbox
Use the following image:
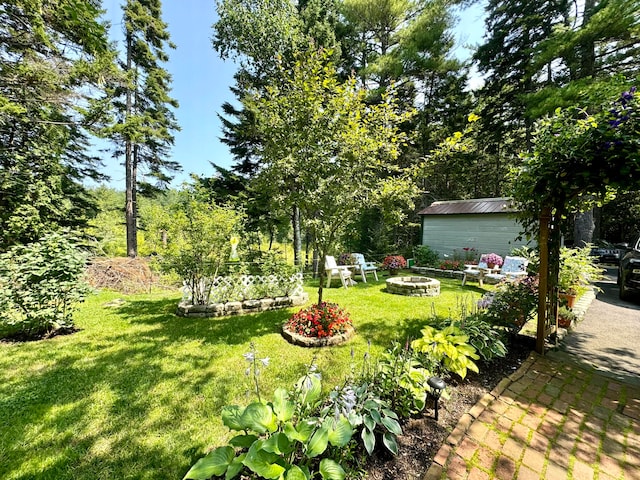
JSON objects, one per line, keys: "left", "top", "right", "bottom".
{"left": 285, "top": 302, "right": 353, "bottom": 338}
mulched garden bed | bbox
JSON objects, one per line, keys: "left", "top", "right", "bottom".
{"left": 364, "top": 335, "right": 535, "bottom": 479}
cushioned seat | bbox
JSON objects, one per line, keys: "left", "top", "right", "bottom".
{"left": 353, "top": 253, "right": 378, "bottom": 282}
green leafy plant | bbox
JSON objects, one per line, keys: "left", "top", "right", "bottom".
{"left": 155, "top": 187, "right": 245, "bottom": 305}
{"left": 0, "top": 231, "right": 90, "bottom": 339}
{"left": 477, "top": 275, "right": 539, "bottom": 334}
{"left": 184, "top": 359, "right": 352, "bottom": 480}
{"left": 558, "top": 245, "right": 603, "bottom": 295}
{"left": 432, "top": 315, "right": 508, "bottom": 362}
{"left": 367, "top": 343, "right": 433, "bottom": 417}
{"left": 411, "top": 325, "right": 480, "bottom": 379}
{"left": 413, "top": 245, "right": 439, "bottom": 267}
{"left": 557, "top": 306, "right": 577, "bottom": 328}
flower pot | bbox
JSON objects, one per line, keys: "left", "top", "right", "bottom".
{"left": 559, "top": 292, "right": 577, "bottom": 308}
{"left": 558, "top": 316, "right": 572, "bottom": 328}
{"left": 487, "top": 263, "right": 496, "bottom": 269}
{"left": 389, "top": 269, "right": 398, "bottom": 276}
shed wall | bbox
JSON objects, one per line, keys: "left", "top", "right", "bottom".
{"left": 421, "top": 213, "right": 532, "bottom": 259}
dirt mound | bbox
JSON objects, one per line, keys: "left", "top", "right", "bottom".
{"left": 86, "top": 257, "right": 159, "bottom": 294}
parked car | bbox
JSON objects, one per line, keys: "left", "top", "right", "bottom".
{"left": 618, "top": 235, "right": 640, "bottom": 300}
{"left": 589, "top": 240, "right": 622, "bottom": 264}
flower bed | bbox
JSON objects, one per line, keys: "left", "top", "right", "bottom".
{"left": 178, "top": 273, "right": 307, "bottom": 318}
{"left": 282, "top": 302, "right": 355, "bottom": 347}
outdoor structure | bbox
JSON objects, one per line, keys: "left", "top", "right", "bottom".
{"left": 418, "top": 197, "right": 532, "bottom": 257}
{"left": 386, "top": 276, "right": 441, "bottom": 297}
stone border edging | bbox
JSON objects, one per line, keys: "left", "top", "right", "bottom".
{"left": 281, "top": 325, "right": 355, "bottom": 347}
{"left": 176, "top": 293, "right": 309, "bottom": 318}
{"left": 386, "top": 276, "right": 441, "bottom": 297}
{"left": 422, "top": 352, "right": 540, "bottom": 480}
{"left": 411, "top": 266, "right": 502, "bottom": 284}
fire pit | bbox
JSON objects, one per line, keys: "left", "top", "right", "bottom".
{"left": 386, "top": 276, "right": 440, "bottom": 297}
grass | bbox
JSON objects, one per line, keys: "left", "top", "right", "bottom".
{"left": 0, "top": 272, "right": 489, "bottom": 480}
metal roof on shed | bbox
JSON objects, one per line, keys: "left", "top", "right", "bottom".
{"left": 418, "top": 197, "right": 517, "bottom": 215}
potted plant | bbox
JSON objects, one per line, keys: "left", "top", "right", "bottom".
{"left": 382, "top": 255, "right": 407, "bottom": 275}
{"left": 558, "top": 246, "right": 603, "bottom": 307}
{"left": 557, "top": 306, "right": 577, "bottom": 328}
{"left": 484, "top": 253, "right": 504, "bottom": 269}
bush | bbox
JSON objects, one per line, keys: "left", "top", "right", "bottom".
{"left": 413, "top": 245, "right": 439, "bottom": 266}
{"left": 0, "top": 231, "right": 90, "bottom": 339}
{"left": 153, "top": 188, "right": 245, "bottom": 305}
{"left": 477, "top": 275, "right": 539, "bottom": 334}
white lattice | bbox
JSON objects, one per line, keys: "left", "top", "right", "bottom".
{"left": 182, "top": 273, "right": 304, "bottom": 305}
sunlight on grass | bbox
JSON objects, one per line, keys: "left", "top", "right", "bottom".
{"left": 0, "top": 274, "right": 489, "bottom": 479}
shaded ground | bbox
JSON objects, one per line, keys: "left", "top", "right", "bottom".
{"left": 365, "top": 335, "right": 535, "bottom": 479}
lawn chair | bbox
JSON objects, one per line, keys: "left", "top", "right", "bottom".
{"left": 325, "top": 255, "right": 354, "bottom": 288}
{"left": 485, "top": 256, "right": 529, "bottom": 282}
{"left": 352, "top": 253, "right": 378, "bottom": 283}
{"left": 461, "top": 255, "right": 489, "bottom": 287}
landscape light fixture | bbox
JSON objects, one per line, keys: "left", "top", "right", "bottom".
{"left": 428, "top": 376, "right": 446, "bottom": 421}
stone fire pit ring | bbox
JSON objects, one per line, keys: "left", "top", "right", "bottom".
{"left": 386, "top": 276, "right": 440, "bottom": 297}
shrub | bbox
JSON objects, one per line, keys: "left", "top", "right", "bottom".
{"left": 155, "top": 188, "right": 245, "bottom": 305}
{"left": 0, "top": 231, "right": 90, "bottom": 339}
{"left": 284, "top": 303, "right": 353, "bottom": 338}
{"left": 413, "top": 245, "right": 439, "bottom": 266}
{"left": 559, "top": 245, "right": 603, "bottom": 295}
{"left": 477, "top": 275, "right": 539, "bottom": 334}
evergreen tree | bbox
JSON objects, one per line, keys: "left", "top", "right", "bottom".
{"left": 0, "top": 0, "right": 115, "bottom": 250}
{"left": 108, "top": 0, "right": 180, "bottom": 257}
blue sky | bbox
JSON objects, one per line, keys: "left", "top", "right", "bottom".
{"left": 98, "top": 0, "right": 485, "bottom": 189}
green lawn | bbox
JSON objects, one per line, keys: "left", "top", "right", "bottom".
{"left": 0, "top": 274, "right": 488, "bottom": 480}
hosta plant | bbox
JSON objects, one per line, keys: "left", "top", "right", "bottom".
{"left": 411, "top": 325, "right": 480, "bottom": 379}
{"left": 184, "top": 371, "right": 352, "bottom": 480}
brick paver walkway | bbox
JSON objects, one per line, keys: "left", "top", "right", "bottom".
{"left": 424, "top": 353, "right": 640, "bottom": 480}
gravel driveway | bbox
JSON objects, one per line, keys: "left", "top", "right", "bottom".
{"left": 551, "top": 266, "right": 640, "bottom": 385}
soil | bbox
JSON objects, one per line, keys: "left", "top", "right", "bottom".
{"left": 363, "top": 335, "right": 535, "bottom": 480}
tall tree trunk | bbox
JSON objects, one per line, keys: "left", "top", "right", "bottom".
{"left": 125, "top": 32, "right": 137, "bottom": 258}
{"left": 292, "top": 205, "right": 302, "bottom": 266}
{"left": 574, "top": 209, "right": 595, "bottom": 247}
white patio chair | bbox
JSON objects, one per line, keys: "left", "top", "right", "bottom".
{"left": 485, "top": 256, "right": 529, "bottom": 282}
{"left": 353, "top": 253, "right": 378, "bottom": 283}
{"left": 325, "top": 255, "right": 353, "bottom": 288}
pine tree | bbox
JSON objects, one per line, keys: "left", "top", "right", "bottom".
{"left": 110, "top": 0, "right": 180, "bottom": 257}
{"left": 0, "top": 0, "right": 115, "bottom": 250}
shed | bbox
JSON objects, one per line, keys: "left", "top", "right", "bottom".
{"left": 418, "top": 197, "right": 532, "bottom": 259}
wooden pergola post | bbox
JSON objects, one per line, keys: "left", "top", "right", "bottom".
{"left": 536, "top": 205, "right": 552, "bottom": 354}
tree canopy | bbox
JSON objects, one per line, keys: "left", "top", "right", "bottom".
{"left": 249, "top": 48, "right": 416, "bottom": 301}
